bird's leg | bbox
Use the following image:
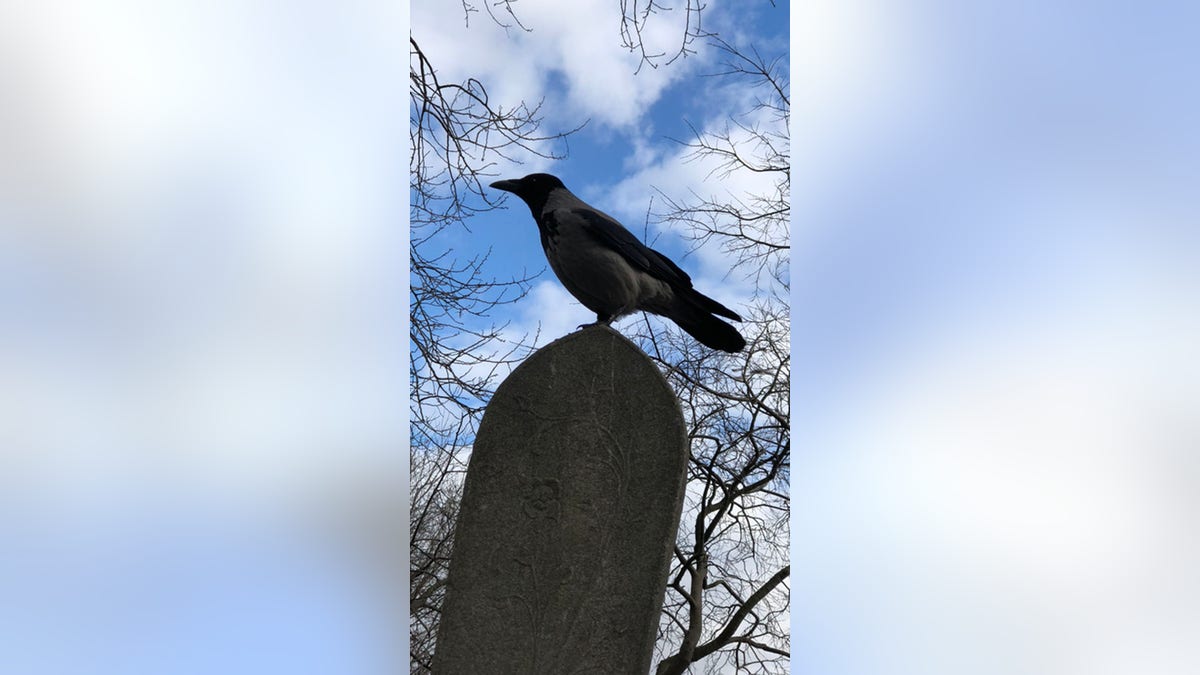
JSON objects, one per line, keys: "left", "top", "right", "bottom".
{"left": 576, "top": 313, "right": 614, "bottom": 330}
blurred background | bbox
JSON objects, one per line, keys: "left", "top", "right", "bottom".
{"left": 1, "top": 2, "right": 407, "bottom": 673}
{"left": 1, "top": 1, "right": 1197, "bottom": 674}
{"left": 792, "top": 1, "right": 1199, "bottom": 673}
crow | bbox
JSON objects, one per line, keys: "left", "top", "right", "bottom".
{"left": 490, "top": 173, "right": 746, "bottom": 353}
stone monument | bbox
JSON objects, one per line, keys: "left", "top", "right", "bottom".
{"left": 432, "top": 326, "right": 688, "bottom": 674}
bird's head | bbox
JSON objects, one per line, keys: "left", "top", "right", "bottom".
{"left": 490, "top": 173, "right": 566, "bottom": 214}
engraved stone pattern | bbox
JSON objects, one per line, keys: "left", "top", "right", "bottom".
{"left": 433, "top": 326, "right": 688, "bottom": 675}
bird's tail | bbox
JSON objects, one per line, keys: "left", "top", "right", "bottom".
{"left": 666, "top": 289, "right": 746, "bottom": 353}
{"left": 685, "top": 287, "right": 742, "bottom": 322}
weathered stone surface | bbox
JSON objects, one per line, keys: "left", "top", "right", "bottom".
{"left": 433, "top": 326, "right": 688, "bottom": 675}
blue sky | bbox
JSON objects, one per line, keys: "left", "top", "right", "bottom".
{"left": 2, "top": 1, "right": 1199, "bottom": 674}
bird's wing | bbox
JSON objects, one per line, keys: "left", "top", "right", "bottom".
{"left": 568, "top": 208, "right": 694, "bottom": 288}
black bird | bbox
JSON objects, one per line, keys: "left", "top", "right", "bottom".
{"left": 490, "top": 173, "right": 746, "bottom": 352}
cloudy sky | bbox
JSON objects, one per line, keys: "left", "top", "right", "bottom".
{"left": 2, "top": 1, "right": 1198, "bottom": 674}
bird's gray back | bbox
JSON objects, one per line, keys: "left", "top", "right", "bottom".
{"left": 537, "top": 190, "right": 675, "bottom": 319}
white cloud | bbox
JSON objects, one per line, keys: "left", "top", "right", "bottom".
{"left": 413, "top": 0, "right": 703, "bottom": 132}
{"left": 516, "top": 280, "right": 592, "bottom": 345}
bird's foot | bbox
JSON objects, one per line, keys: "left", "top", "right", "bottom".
{"left": 576, "top": 317, "right": 614, "bottom": 331}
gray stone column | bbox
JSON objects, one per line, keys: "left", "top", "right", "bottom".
{"left": 433, "top": 326, "right": 688, "bottom": 675}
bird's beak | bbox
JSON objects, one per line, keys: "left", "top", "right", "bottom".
{"left": 490, "top": 179, "right": 519, "bottom": 193}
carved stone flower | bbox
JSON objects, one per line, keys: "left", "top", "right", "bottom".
{"left": 522, "top": 479, "right": 561, "bottom": 520}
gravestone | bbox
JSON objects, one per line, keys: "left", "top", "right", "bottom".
{"left": 433, "top": 325, "right": 688, "bottom": 675}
